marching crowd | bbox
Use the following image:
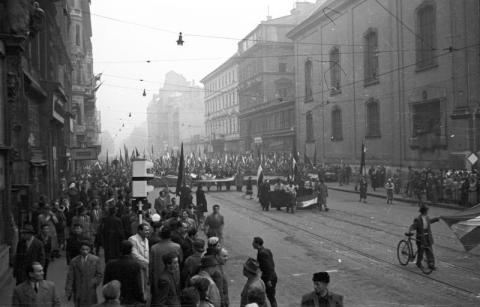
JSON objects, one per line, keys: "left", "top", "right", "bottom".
{"left": 11, "top": 161, "right": 344, "bottom": 307}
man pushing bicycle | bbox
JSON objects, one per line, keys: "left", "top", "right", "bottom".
{"left": 408, "top": 205, "right": 440, "bottom": 271}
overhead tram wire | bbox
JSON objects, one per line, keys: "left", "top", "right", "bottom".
{"left": 99, "top": 43, "right": 480, "bottom": 114}
{"left": 87, "top": 9, "right": 442, "bottom": 50}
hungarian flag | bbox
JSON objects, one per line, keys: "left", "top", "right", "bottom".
{"left": 441, "top": 204, "right": 480, "bottom": 252}
{"left": 176, "top": 143, "right": 185, "bottom": 196}
{"left": 304, "top": 144, "right": 311, "bottom": 166}
{"left": 313, "top": 144, "right": 317, "bottom": 166}
{"left": 359, "top": 141, "right": 366, "bottom": 175}
{"left": 257, "top": 164, "right": 263, "bottom": 186}
{"left": 119, "top": 148, "right": 124, "bottom": 165}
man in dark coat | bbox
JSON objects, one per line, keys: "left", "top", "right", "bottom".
{"left": 154, "top": 252, "right": 181, "bottom": 307}
{"left": 104, "top": 240, "right": 145, "bottom": 306}
{"left": 14, "top": 225, "right": 46, "bottom": 284}
{"left": 66, "top": 223, "right": 89, "bottom": 265}
{"left": 195, "top": 184, "right": 208, "bottom": 225}
{"left": 301, "top": 272, "right": 343, "bottom": 307}
{"left": 252, "top": 237, "right": 277, "bottom": 307}
{"left": 99, "top": 207, "right": 125, "bottom": 262}
{"left": 259, "top": 181, "right": 271, "bottom": 211}
{"left": 409, "top": 205, "right": 440, "bottom": 270}
{"left": 36, "top": 223, "right": 53, "bottom": 279}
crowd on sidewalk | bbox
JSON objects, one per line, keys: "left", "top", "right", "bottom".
{"left": 10, "top": 162, "right": 344, "bottom": 307}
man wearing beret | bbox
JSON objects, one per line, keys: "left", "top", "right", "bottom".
{"left": 301, "top": 272, "right": 343, "bottom": 307}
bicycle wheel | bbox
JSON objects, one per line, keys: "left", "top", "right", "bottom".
{"left": 397, "top": 240, "right": 411, "bottom": 265}
{"left": 420, "top": 248, "right": 433, "bottom": 275}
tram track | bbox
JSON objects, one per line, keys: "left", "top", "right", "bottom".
{"left": 209, "top": 192, "right": 480, "bottom": 299}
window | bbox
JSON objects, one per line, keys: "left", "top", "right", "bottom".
{"left": 306, "top": 111, "right": 314, "bottom": 142}
{"left": 366, "top": 99, "right": 381, "bottom": 138}
{"left": 279, "top": 62, "right": 287, "bottom": 73}
{"left": 329, "top": 47, "right": 341, "bottom": 94}
{"left": 331, "top": 107, "right": 343, "bottom": 141}
{"left": 304, "top": 60, "right": 313, "bottom": 102}
{"left": 364, "top": 29, "right": 379, "bottom": 85}
{"left": 75, "top": 24, "right": 81, "bottom": 46}
{"left": 412, "top": 100, "right": 441, "bottom": 137}
{"left": 416, "top": 1, "right": 436, "bottom": 70}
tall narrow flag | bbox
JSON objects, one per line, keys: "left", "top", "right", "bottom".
{"left": 106, "top": 149, "right": 109, "bottom": 171}
{"left": 313, "top": 144, "right": 317, "bottom": 166}
{"left": 257, "top": 164, "right": 264, "bottom": 186}
{"left": 360, "top": 141, "right": 366, "bottom": 175}
{"left": 440, "top": 204, "right": 480, "bottom": 251}
{"left": 292, "top": 138, "right": 299, "bottom": 183}
{"left": 176, "top": 143, "right": 185, "bottom": 196}
{"left": 304, "top": 144, "right": 311, "bottom": 166}
{"left": 135, "top": 147, "right": 140, "bottom": 158}
{"left": 124, "top": 145, "right": 129, "bottom": 163}
{"left": 119, "top": 148, "right": 124, "bottom": 165}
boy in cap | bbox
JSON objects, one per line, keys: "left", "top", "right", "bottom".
{"left": 301, "top": 272, "right": 343, "bottom": 307}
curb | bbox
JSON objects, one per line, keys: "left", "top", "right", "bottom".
{"left": 327, "top": 186, "right": 463, "bottom": 211}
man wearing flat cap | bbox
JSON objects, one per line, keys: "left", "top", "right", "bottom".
{"left": 14, "top": 224, "right": 45, "bottom": 284}
{"left": 408, "top": 205, "right": 439, "bottom": 270}
{"left": 190, "top": 255, "right": 221, "bottom": 307}
{"left": 241, "top": 258, "right": 266, "bottom": 307}
{"left": 301, "top": 272, "right": 343, "bottom": 307}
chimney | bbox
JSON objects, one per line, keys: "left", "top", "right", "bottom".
{"left": 291, "top": 1, "right": 315, "bottom": 15}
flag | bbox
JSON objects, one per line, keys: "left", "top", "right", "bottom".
{"left": 106, "top": 149, "right": 109, "bottom": 171}
{"left": 440, "top": 204, "right": 480, "bottom": 251}
{"left": 135, "top": 147, "right": 140, "bottom": 158}
{"left": 119, "top": 148, "right": 124, "bottom": 165}
{"left": 257, "top": 164, "right": 264, "bottom": 186}
{"left": 124, "top": 145, "right": 129, "bottom": 163}
{"left": 292, "top": 138, "right": 299, "bottom": 183}
{"left": 151, "top": 145, "right": 154, "bottom": 158}
{"left": 313, "top": 144, "right": 317, "bottom": 166}
{"left": 176, "top": 143, "right": 185, "bottom": 196}
{"left": 360, "top": 141, "right": 366, "bottom": 175}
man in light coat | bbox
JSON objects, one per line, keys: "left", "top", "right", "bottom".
{"left": 12, "top": 261, "right": 60, "bottom": 307}
{"left": 65, "top": 241, "right": 104, "bottom": 307}
{"left": 129, "top": 222, "right": 150, "bottom": 302}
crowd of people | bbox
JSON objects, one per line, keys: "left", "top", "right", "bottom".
{"left": 11, "top": 160, "right": 343, "bottom": 307}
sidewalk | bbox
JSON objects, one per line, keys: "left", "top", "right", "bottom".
{"left": 326, "top": 183, "right": 464, "bottom": 210}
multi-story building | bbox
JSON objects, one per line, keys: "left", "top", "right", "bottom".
{"left": 238, "top": 2, "right": 315, "bottom": 153}
{"left": 0, "top": 0, "right": 75, "bottom": 289}
{"left": 201, "top": 54, "right": 239, "bottom": 153}
{"left": 147, "top": 71, "right": 204, "bottom": 154}
{"left": 68, "top": 0, "right": 101, "bottom": 169}
{"left": 289, "top": 0, "right": 480, "bottom": 169}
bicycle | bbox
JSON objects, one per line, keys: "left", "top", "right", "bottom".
{"left": 397, "top": 232, "right": 434, "bottom": 275}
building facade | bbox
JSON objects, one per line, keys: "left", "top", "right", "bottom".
{"left": 68, "top": 0, "right": 101, "bottom": 170}
{"left": 147, "top": 71, "right": 204, "bottom": 154}
{"left": 0, "top": 0, "right": 77, "bottom": 289}
{"left": 238, "top": 2, "right": 315, "bottom": 153}
{"left": 289, "top": 0, "right": 480, "bottom": 169}
{"left": 201, "top": 54, "right": 239, "bottom": 153}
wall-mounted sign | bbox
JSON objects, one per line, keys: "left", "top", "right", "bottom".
{"left": 52, "top": 92, "right": 65, "bottom": 124}
{"left": 71, "top": 147, "right": 99, "bottom": 161}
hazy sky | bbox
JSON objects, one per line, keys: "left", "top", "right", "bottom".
{"left": 91, "top": 0, "right": 307, "bottom": 148}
